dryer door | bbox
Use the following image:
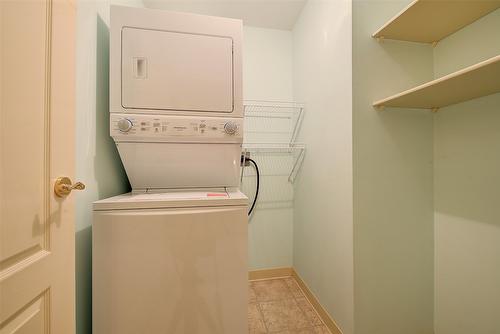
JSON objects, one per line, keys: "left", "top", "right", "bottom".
{"left": 121, "top": 27, "right": 234, "bottom": 113}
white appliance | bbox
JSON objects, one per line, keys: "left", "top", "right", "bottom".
{"left": 93, "top": 191, "right": 247, "bottom": 334}
{"left": 93, "top": 6, "right": 248, "bottom": 334}
{"left": 109, "top": 6, "right": 244, "bottom": 190}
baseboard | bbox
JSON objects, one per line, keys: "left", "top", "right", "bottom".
{"left": 248, "top": 267, "right": 343, "bottom": 334}
{"left": 248, "top": 267, "right": 293, "bottom": 280}
{"left": 291, "top": 269, "right": 343, "bottom": 334}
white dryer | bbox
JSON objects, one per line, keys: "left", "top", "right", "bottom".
{"left": 93, "top": 6, "right": 248, "bottom": 334}
{"left": 108, "top": 6, "right": 244, "bottom": 191}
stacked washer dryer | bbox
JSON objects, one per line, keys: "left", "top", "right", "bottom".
{"left": 92, "top": 6, "right": 248, "bottom": 334}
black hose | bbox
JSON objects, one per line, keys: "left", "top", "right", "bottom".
{"left": 247, "top": 158, "right": 260, "bottom": 216}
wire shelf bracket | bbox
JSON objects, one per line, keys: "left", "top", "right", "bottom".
{"left": 242, "top": 143, "right": 306, "bottom": 183}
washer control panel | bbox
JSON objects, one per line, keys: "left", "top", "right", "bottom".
{"left": 111, "top": 114, "right": 243, "bottom": 141}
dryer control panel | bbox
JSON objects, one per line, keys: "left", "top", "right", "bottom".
{"left": 110, "top": 114, "right": 243, "bottom": 142}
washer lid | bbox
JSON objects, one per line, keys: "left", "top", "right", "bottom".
{"left": 93, "top": 190, "right": 248, "bottom": 211}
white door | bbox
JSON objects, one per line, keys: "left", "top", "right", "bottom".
{"left": 0, "top": 0, "right": 78, "bottom": 333}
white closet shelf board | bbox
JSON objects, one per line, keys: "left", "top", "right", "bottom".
{"left": 373, "top": 55, "right": 500, "bottom": 109}
{"left": 372, "top": 0, "right": 500, "bottom": 43}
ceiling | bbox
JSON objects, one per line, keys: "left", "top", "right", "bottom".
{"left": 142, "top": 0, "right": 307, "bottom": 30}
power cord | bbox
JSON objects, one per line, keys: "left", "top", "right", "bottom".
{"left": 246, "top": 158, "right": 260, "bottom": 216}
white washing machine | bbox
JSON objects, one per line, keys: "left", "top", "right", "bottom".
{"left": 93, "top": 6, "right": 248, "bottom": 334}
{"left": 93, "top": 191, "right": 247, "bottom": 333}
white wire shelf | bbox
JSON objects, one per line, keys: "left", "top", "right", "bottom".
{"left": 240, "top": 144, "right": 301, "bottom": 208}
{"left": 242, "top": 143, "right": 305, "bottom": 183}
{"left": 242, "top": 100, "right": 306, "bottom": 185}
{"left": 244, "top": 100, "right": 305, "bottom": 146}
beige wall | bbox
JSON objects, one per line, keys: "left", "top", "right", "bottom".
{"left": 433, "top": 9, "right": 500, "bottom": 334}
{"left": 292, "top": 0, "right": 354, "bottom": 333}
{"left": 352, "top": 1, "right": 435, "bottom": 333}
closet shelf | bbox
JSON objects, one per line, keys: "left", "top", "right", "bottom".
{"left": 372, "top": 0, "right": 500, "bottom": 43}
{"left": 373, "top": 55, "right": 500, "bottom": 110}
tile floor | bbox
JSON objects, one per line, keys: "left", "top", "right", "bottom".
{"left": 248, "top": 277, "right": 331, "bottom": 334}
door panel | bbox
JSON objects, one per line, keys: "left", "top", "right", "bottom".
{"left": 0, "top": 291, "right": 47, "bottom": 334}
{"left": 0, "top": 0, "right": 76, "bottom": 333}
{"left": 122, "top": 28, "right": 234, "bottom": 112}
{"left": 0, "top": 0, "right": 48, "bottom": 274}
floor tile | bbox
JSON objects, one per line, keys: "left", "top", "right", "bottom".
{"left": 273, "top": 326, "right": 330, "bottom": 334}
{"left": 249, "top": 284, "right": 257, "bottom": 303}
{"left": 311, "top": 326, "right": 331, "bottom": 334}
{"left": 248, "top": 277, "right": 330, "bottom": 334}
{"left": 284, "top": 277, "right": 303, "bottom": 298}
{"left": 252, "top": 279, "right": 294, "bottom": 302}
{"left": 275, "top": 325, "right": 330, "bottom": 334}
{"left": 295, "top": 297, "right": 323, "bottom": 326}
{"left": 259, "top": 298, "right": 310, "bottom": 332}
{"left": 248, "top": 303, "right": 267, "bottom": 334}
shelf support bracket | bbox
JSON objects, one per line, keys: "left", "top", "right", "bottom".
{"left": 289, "top": 147, "right": 306, "bottom": 183}
{"left": 376, "top": 36, "right": 384, "bottom": 43}
{"left": 375, "top": 105, "right": 385, "bottom": 111}
{"left": 431, "top": 107, "right": 439, "bottom": 113}
{"left": 432, "top": 41, "right": 438, "bottom": 48}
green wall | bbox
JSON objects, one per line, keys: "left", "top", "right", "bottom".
{"left": 433, "top": 9, "right": 500, "bottom": 334}
{"left": 75, "top": 1, "right": 142, "bottom": 333}
{"left": 352, "top": 1, "right": 435, "bottom": 333}
{"left": 292, "top": 0, "right": 354, "bottom": 332}
{"left": 242, "top": 26, "right": 295, "bottom": 270}
{"left": 353, "top": 2, "right": 500, "bottom": 333}
{"left": 74, "top": 2, "right": 500, "bottom": 333}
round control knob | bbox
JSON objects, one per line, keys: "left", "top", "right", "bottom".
{"left": 224, "top": 121, "right": 238, "bottom": 135}
{"left": 117, "top": 118, "right": 133, "bottom": 132}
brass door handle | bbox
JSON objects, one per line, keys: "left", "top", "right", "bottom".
{"left": 54, "top": 177, "right": 86, "bottom": 197}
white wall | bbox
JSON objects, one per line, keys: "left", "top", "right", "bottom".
{"left": 75, "top": 1, "right": 142, "bottom": 333}
{"left": 292, "top": 1, "right": 354, "bottom": 333}
{"left": 243, "top": 26, "right": 294, "bottom": 102}
{"left": 242, "top": 26, "right": 295, "bottom": 269}
{"left": 352, "top": 1, "right": 435, "bottom": 333}
{"left": 433, "top": 9, "right": 500, "bottom": 334}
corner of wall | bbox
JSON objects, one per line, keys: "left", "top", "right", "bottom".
{"left": 352, "top": 1, "right": 434, "bottom": 333}
{"left": 292, "top": 0, "right": 354, "bottom": 333}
